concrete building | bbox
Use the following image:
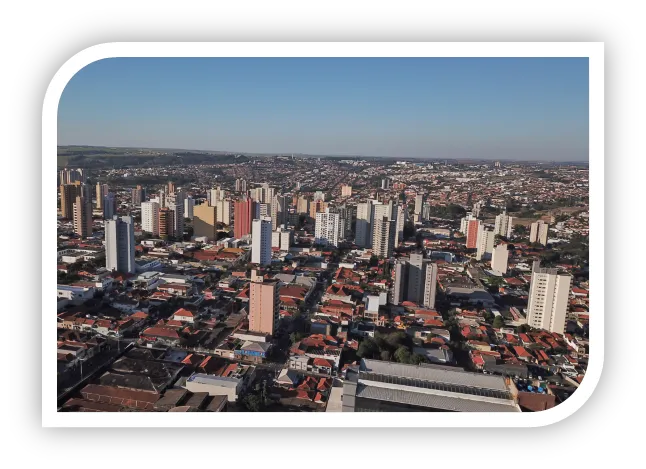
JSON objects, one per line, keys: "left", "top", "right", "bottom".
{"left": 476, "top": 226, "right": 495, "bottom": 260}
{"left": 95, "top": 183, "right": 108, "bottom": 210}
{"left": 131, "top": 185, "right": 145, "bottom": 206}
{"left": 466, "top": 219, "right": 482, "bottom": 249}
{"left": 105, "top": 215, "right": 136, "bottom": 274}
{"left": 102, "top": 193, "right": 117, "bottom": 219}
{"left": 170, "top": 203, "right": 185, "bottom": 240}
{"left": 272, "top": 226, "right": 293, "bottom": 251}
{"left": 342, "top": 359, "right": 521, "bottom": 412}
{"left": 73, "top": 195, "right": 92, "bottom": 238}
{"left": 184, "top": 197, "right": 195, "bottom": 220}
{"left": 215, "top": 199, "right": 232, "bottom": 226}
{"left": 341, "top": 184, "right": 353, "bottom": 197}
{"left": 270, "top": 195, "right": 287, "bottom": 231}
{"left": 530, "top": 220, "right": 549, "bottom": 246}
{"left": 414, "top": 193, "right": 424, "bottom": 218}
{"left": 60, "top": 182, "right": 89, "bottom": 219}
{"left": 372, "top": 216, "right": 396, "bottom": 258}
{"left": 459, "top": 213, "right": 475, "bottom": 234}
{"left": 393, "top": 254, "right": 437, "bottom": 308}
{"left": 234, "top": 197, "right": 255, "bottom": 239}
{"left": 315, "top": 209, "right": 344, "bottom": 247}
{"left": 251, "top": 217, "right": 272, "bottom": 266}
{"left": 355, "top": 201, "right": 372, "bottom": 248}
{"left": 491, "top": 243, "right": 509, "bottom": 275}
{"left": 235, "top": 178, "right": 247, "bottom": 193}
{"left": 527, "top": 261, "right": 572, "bottom": 334}
{"left": 59, "top": 168, "right": 85, "bottom": 185}
{"left": 141, "top": 201, "right": 160, "bottom": 236}
{"left": 296, "top": 196, "right": 309, "bottom": 215}
{"left": 309, "top": 199, "right": 327, "bottom": 219}
{"left": 395, "top": 203, "right": 408, "bottom": 243}
{"left": 193, "top": 203, "right": 218, "bottom": 241}
{"left": 208, "top": 187, "right": 225, "bottom": 206}
{"left": 381, "top": 178, "right": 391, "bottom": 190}
{"left": 158, "top": 207, "right": 175, "bottom": 239}
{"left": 494, "top": 211, "right": 514, "bottom": 238}
{"left": 249, "top": 273, "right": 280, "bottom": 336}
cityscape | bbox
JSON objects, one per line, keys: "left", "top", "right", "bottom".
{"left": 55, "top": 58, "right": 589, "bottom": 414}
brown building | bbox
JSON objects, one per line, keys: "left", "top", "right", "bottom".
{"left": 132, "top": 185, "right": 145, "bottom": 206}
{"left": 193, "top": 203, "right": 218, "bottom": 241}
{"left": 159, "top": 207, "right": 175, "bottom": 239}
{"left": 60, "top": 182, "right": 87, "bottom": 219}
{"left": 309, "top": 199, "right": 327, "bottom": 219}
{"left": 248, "top": 272, "right": 280, "bottom": 336}
{"left": 168, "top": 181, "right": 176, "bottom": 193}
{"left": 95, "top": 183, "right": 109, "bottom": 210}
{"left": 73, "top": 195, "right": 92, "bottom": 238}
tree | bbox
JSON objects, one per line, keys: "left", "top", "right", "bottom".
{"left": 380, "top": 350, "right": 392, "bottom": 361}
{"left": 410, "top": 353, "right": 427, "bottom": 365}
{"left": 518, "top": 324, "right": 531, "bottom": 333}
{"left": 369, "top": 255, "right": 379, "bottom": 267}
{"left": 385, "top": 331, "right": 407, "bottom": 350}
{"left": 493, "top": 316, "right": 505, "bottom": 329}
{"left": 357, "top": 338, "right": 379, "bottom": 359}
{"left": 513, "top": 224, "right": 528, "bottom": 236}
{"left": 241, "top": 394, "right": 263, "bottom": 412}
{"left": 394, "top": 346, "right": 411, "bottom": 364}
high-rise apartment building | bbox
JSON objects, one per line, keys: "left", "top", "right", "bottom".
{"left": 527, "top": 261, "right": 572, "bottom": 334}
{"left": 215, "top": 199, "right": 232, "bottom": 226}
{"left": 530, "top": 220, "right": 549, "bottom": 246}
{"left": 193, "top": 203, "right": 218, "bottom": 241}
{"left": 167, "top": 181, "right": 176, "bottom": 194}
{"left": 184, "top": 197, "right": 195, "bottom": 220}
{"left": 257, "top": 202, "right": 271, "bottom": 219}
{"left": 372, "top": 216, "right": 396, "bottom": 258}
{"left": 103, "top": 193, "right": 117, "bottom": 219}
{"left": 296, "top": 196, "right": 309, "bottom": 215}
{"left": 466, "top": 219, "right": 482, "bottom": 249}
{"left": 460, "top": 213, "right": 475, "bottom": 234}
{"left": 395, "top": 204, "right": 408, "bottom": 243}
{"left": 341, "top": 185, "right": 353, "bottom": 197}
{"left": 381, "top": 178, "right": 391, "bottom": 190}
{"left": 494, "top": 211, "right": 514, "bottom": 238}
{"left": 73, "top": 195, "right": 92, "bottom": 238}
{"left": 60, "top": 182, "right": 89, "bottom": 219}
{"left": 234, "top": 197, "right": 255, "bottom": 239}
{"left": 270, "top": 195, "right": 287, "bottom": 231}
{"left": 170, "top": 203, "right": 185, "bottom": 240}
{"left": 414, "top": 193, "right": 424, "bottom": 217}
{"left": 251, "top": 217, "right": 272, "bottom": 266}
{"left": 313, "top": 191, "right": 326, "bottom": 202}
{"left": 105, "top": 215, "right": 135, "bottom": 274}
{"left": 158, "top": 208, "right": 175, "bottom": 239}
{"left": 392, "top": 254, "right": 438, "bottom": 308}
{"left": 248, "top": 273, "right": 280, "bottom": 336}
{"left": 141, "top": 201, "right": 160, "bottom": 236}
{"left": 309, "top": 199, "right": 327, "bottom": 219}
{"left": 131, "top": 185, "right": 145, "bottom": 206}
{"left": 235, "top": 178, "right": 247, "bottom": 193}
{"left": 491, "top": 243, "right": 509, "bottom": 275}
{"left": 476, "top": 226, "right": 495, "bottom": 260}
{"left": 95, "top": 183, "right": 109, "bottom": 210}
{"left": 59, "top": 168, "right": 85, "bottom": 185}
{"left": 355, "top": 200, "right": 378, "bottom": 248}
{"left": 315, "top": 209, "right": 344, "bottom": 247}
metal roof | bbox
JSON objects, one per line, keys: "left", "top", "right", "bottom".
{"left": 356, "top": 384, "right": 520, "bottom": 412}
{"left": 360, "top": 359, "right": 508, "bottom": 392}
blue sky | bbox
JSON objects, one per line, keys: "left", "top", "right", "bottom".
{"left": 58, "top": 57, "right": 589, "bottom": 160}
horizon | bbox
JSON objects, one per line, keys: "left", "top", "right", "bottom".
{"left": 58, "top": 57, "right": 589, "bottom": 161}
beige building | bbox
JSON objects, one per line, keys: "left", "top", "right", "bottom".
{"left": 248, "top": 272, "right": 280, "bottom": 336}
{"left": 73, "top": 196, "right": 92, "bottom": 238}
{"left": 341, "top": 184, "right": 352, "bottom": 197}
{"left": 530, "top": 220, "right": 549, "bottom": 246}
{"left": 95, "top": 183, "right": 109, "bottom": 210}
{"left": 193, "top": 204, "right": 218, "bottom": 241}
{"left": 527, "top": 261, "right": 572, "bottom": 334}
{"left": 372, "top": 216, "right": 396, "bottom": 258}
{"left": 491, "top": 243, "right": 509, "bottom": 275}
{"left": 60, "top": 182, "right": 87, "bottom": 219}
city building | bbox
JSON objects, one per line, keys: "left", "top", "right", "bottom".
{"left": 131, "top": 185, "right": 145, "bottom": 206}
{"left": 103, "top": 193, "right": 117, "bottom": 219}
{"left": 59, "top": 168, "right": 85, "bottom": 185}
{"left": 530, "top": 220, "right": 549, "bottom": 246}
{"left": 342, "top": 359, "right": 521, "bottom": 412}
{"left": 355, "top": 201, "right": 373, "bottom": 248}
{"left": 491, "top": 243, "right": 509, "bottom": 275}
{"left": 105, "top": 215, "right": 136, "bottom": 274}
{"left": 73, "top": 195, "right": 92, "bottom": 238}
{"left": 414, "top": 193, "right": 424, "bottom": 222}
{"left": 392, "top": 254, "right": 437, "bottom": 308}
{"left": 235, "top": 178, "right": 247, "bottom": 193}
{"left": 466, "top": 219, "right": 482, "bottom": 249}
{"left": 527, "top": 261, "right": 572, "bottom": 334}
{"left": 341, "top": 184, "right": 353, "bottom": 197}
{"left": 141, "top": 201, "right": 160, "bottom": 236}
{"left": 476, "top": 226, "right": 495, "bottom": 260}
{"left": 371, "top": 216, "right": 396, "bottom": 258}
{"left": 215, "top": 199, "right": 232, "bottom": 226}
{"left": 296, "top": 196, "right": 309, "bottom": 215}
{"left": 234, "top": 197, "right": 255, "bottom": 239}
{"left": 193, "top": 203, "right": 218, "bottom": 241}
{"left": 184, "top": 197, "right": 195, "bottom": 220}
{"left": 309, "top": 199, "right": 327, "bottom": 219}
{"left": 270, "top": 195, "right": 287, "bottom": 231}
{"left": 381, "top": 178, "right": 391, "bottom": 190}
{"left": 251, "top": 217, "right": 272, "bottom": 266}
{"left": 208, "top": 187, "right": 225, "bottom": 206}
{"left": 60, "top": 182, "right": 89, "bottom": 219}
{"left": 158, "top": 207, "right": 175, "bottom": 239}
{"left": 315, "top": 209, "right": 344, "bottom": 247}
{"left": 95, "top": 183, "right": 108, "bottom": 210}
{"left": 249, "top": 272, "right": 280, "bottom": 336}
{"left": 170, "top": 203, "right": 185, "bottom": 240}
{"left": 494, "top": 210, "right": 514, "bottom": 238}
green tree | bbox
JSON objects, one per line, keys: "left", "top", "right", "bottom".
{"left": 241, "top": 394, "right": 263, "bottom": 412}
{"left": 385, "top": 331, "right": 407, "bottom": 350}
{"left": 410, "top": 353, "right": 427, "bottom": 365}
{"left": 493, "top": 316, "right": 505, "bottom": 329}
{"left": 380, "top": 350, "right": 391, "bottom": 361}
{"left": 357, "top": 338, "right": 379, "bottom": 359}
{"left": 394, "top": 346, "right": 411, "bottom": 364}
{"left": 369, "top": 255, "right": 379, "bottom": 267}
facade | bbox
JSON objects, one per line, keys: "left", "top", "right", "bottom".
{"left": 342, "top": 359, "right": 521, "bottom": 412}
{"left": 494, "top": 211, "right": 514, "bottom": 238}
{"left": 141, "top": 201, "right": 160, "bottom": 236}
{"left": 235, "top": 178, "right": 247, "bottom": 193}
{"left": 95, "top": 183, "right": 108, "bottom": 210}
{"left": 60, "top": 182, "right": 89, "bottom": 219}
{"left": 105, "top": 215, "right": 136, "bottom": 274}
{"left": 158, "top": 207, "right": 175, "bottom": 239}
{"left": 184, "top": 197, "right": 195, "bottom": 220}
{"left": 527, "top": 261, "right": 572, "bottom": 334}
{"left": 355, "top": 201, "right": 372, "bottom": 247}
{"left": 530, "top": 220, "right": 549, "bottom": 246}
{"left": 169, "top": 203, "right": 185, "bottom": 239}
{"left": 131, "top": 185, "right": 145, "bottom": 206}
{"left": 491, "top": 243, "right": 509, "bottom": 275}
{"left": 59, "top": 168, "right": 85, "bottom": 185}
{"left": 249, "top": 275, "right": 280, "bottom": 336}
{"left": 73, "top": 195, "right": 92, "bottom": 238}
{"left": 393, "top": 254, "right": 438, "bottom": 308}
{"left": 309, "top": 199, "right": 327, "bottom": 219}
{"left": 296, "top": 196, "right": 309, "bottom": 214}
{"left": 466, "top": 219, "right": 481, "bottom": 249}
{"left": 315, "top": 209, "right": 344, "bottom": 247}
{"left": 193, "top": 203, "right": 218, "bottom": 241}
{"left": 395, "top": 203, "right": 407, "bottom": 243}
{"left": 270, "top": 195, "right": 287, "bottom": 231}
{"left": 251, "top": 217, "right": 272, "bottom": 265}
{"left": 341, "top": 184, "right": 352, "bottom": 197}
{"left": 215, "top": 199, "right": 232, "bottom": 225}
{"left": 476, "top": 226, "right": 495, "bottom": 260}
{"left": 371, "top": 216, "right": 396, "bottom": 258}
{"left": 234, "top": 197, "right": 255, "bottom": 239}
{"left": 102, "top": 193, "right": 117, "bottom": 219}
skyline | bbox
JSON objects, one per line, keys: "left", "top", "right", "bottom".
{"left": 58, "top": 57, "right": 589, "bottom": 161}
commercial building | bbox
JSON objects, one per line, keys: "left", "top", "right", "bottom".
{"left": 234, "top": 197, "right": 255, "bottom": 239}
{"left": 392, "top": 254, "right": 437, "bottom": 308}
{"left": 193, "top": 203, "right": 218, "bottom": 241}
{"left": 530, "top": 220, "right": 549, "bottom": 246}
{"left": 141, "top": 201, "right": 160, "bottom": 236}
{"left": 251, "top": 217, "right": 272, "bottom": 265}
{"left": 73, "top": 195, "right": 92, "bottom": 238}
{"left": 527, "top": 261, "right": 572, "bottom": 334}
{"left": 315, "top": 209, "right": 344, "bottom": 247}
{"left": 249, "top": 272, "right": 280, "bottom": 336}
{"left": 494, "top": 210, "right": 514, "bottom": 238}
{"left": 342, "top": 359, "right": 521, "bottom": 412}
{"left": 105, "top": 215, "right": 136, "bottom": 274}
